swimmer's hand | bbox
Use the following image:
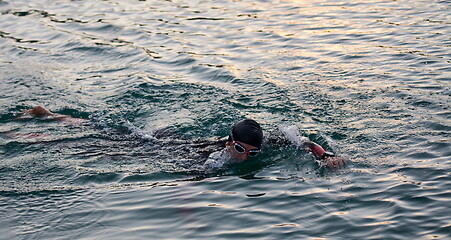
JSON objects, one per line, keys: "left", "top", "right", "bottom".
{"left": 307, "top": 142, "right": 347, "bottom": 170}
{"left": 320, "top": 156, "right": 348, "bottom": 170}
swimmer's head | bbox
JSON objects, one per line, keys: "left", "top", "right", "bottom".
{"left": 228, "top": 119, "right": 263, "bottom": 149}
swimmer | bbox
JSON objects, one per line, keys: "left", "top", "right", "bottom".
{"left": 203, "top": 119, "right": 347, "bottom": 171}
{"left": 21, "top": 106, "right": 347, "bottom": 171}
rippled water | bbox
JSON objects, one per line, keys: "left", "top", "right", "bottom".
{"left": 1, "top": 0, "right": 450, "bottom": 239}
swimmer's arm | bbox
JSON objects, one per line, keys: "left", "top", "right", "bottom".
{"left": 274, "top": 125, "right": 347, "bottom": 170}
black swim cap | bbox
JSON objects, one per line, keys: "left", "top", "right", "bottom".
{"left": 230, "top": 119, "right": 263, "bottom": 149}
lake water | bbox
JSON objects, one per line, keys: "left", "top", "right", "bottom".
{"left": 0, "top": 0, "right": 450, "bottom": 239}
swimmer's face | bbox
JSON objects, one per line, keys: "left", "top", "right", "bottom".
{"left": 226, "top": 141, "right": 260, "bottom": 162}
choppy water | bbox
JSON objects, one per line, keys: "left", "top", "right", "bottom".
{"left": 1, "top": 0, "right": 450, "bottom": 239}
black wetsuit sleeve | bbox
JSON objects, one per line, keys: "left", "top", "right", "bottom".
{"left": 188, "top": 137, "right": 227, "bottom": 159}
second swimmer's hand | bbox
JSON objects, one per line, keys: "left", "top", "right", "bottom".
{"left": 321, "top": 156, "right": 348, "bottom": 170}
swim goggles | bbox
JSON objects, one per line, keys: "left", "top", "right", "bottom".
{"left": 230, "top": 134, "right": 261, "bottom": 157}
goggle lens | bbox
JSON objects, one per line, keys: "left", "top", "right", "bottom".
{"left": 234, "top": 144, "right": 246, "bottom": 154}
{"left": 248, "top": 150, "right": 260, "bottom": 157}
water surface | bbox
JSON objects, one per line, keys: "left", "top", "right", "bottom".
{"left": 0, "top": 0, "right": 450, "bottom": 239}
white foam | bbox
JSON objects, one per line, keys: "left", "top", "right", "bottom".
{"left": 124, "top": 120, "right": 157, "bottom": 142}
{"left": 203, "top": 149, "right": 233, "bottom": 173}
{"left": 278, "top": 124, "right": 309, "bottom": 148}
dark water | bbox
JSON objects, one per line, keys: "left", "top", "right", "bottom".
{"left": 1, "top": 0, "right": 450, "bottom": 239}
